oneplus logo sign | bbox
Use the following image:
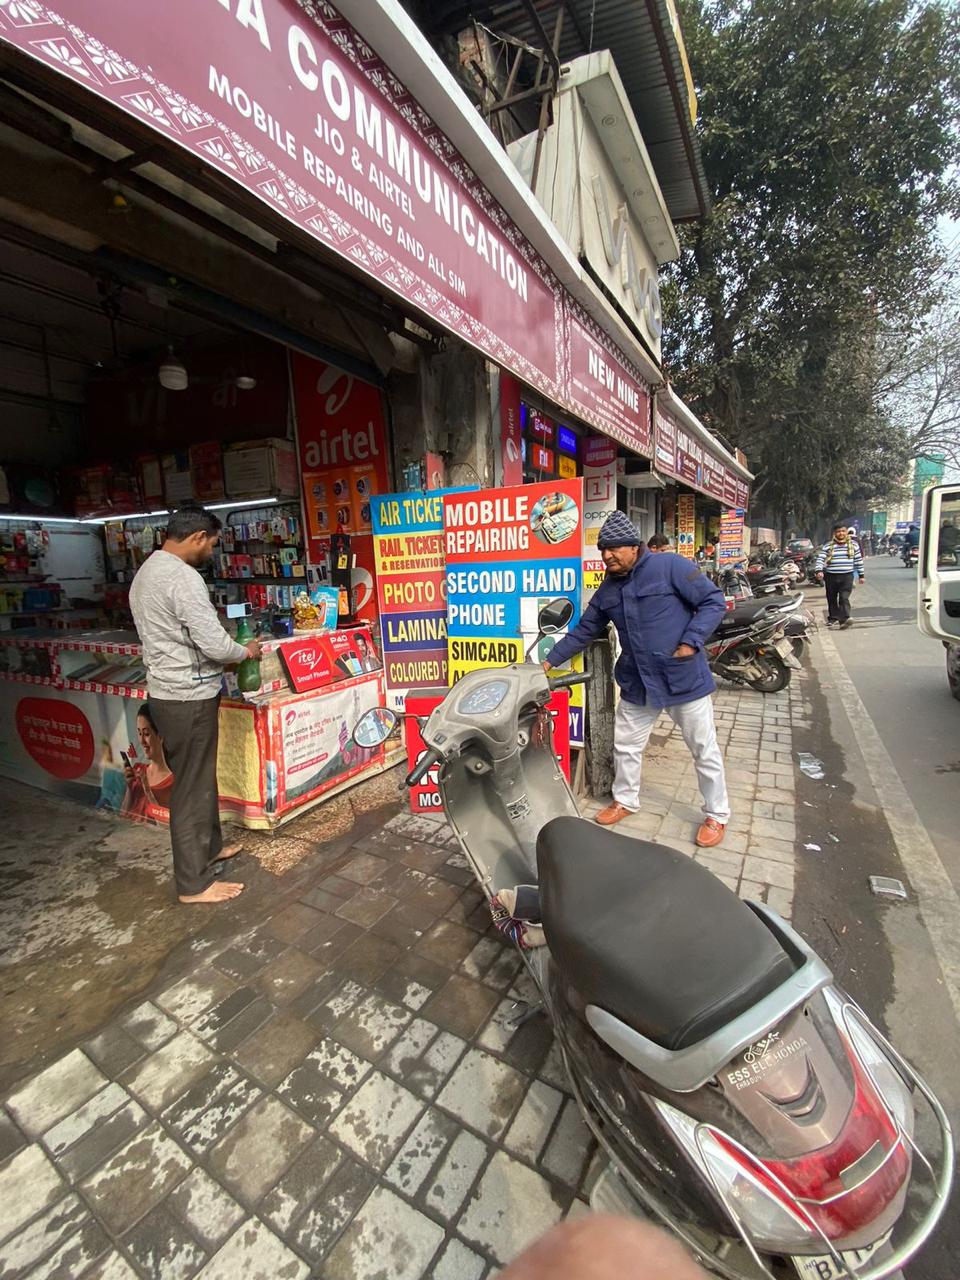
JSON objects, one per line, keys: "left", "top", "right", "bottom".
{"left": 591, "top": 175, "right": 662, "bottom": 339}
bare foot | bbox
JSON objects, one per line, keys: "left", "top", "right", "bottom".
{"left": 178, "top": 880, "right": 244, "bottom": 904}
{"left": 216, "top": 842, "right": 244, "bottom": 862}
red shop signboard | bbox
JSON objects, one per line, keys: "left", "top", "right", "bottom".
{"left": 2, "top": 1, "right": 564, "bottom": 406}
{"left": 278, "top": 627, "right": 380, "bottom": 693}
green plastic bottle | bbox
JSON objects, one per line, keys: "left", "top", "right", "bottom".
{"left": 235, "top": 615, "right": 261, "bottom": 693}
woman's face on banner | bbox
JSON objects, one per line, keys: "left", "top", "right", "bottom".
{"left": 137, "top": 716, "right": 163, "bottom": 763}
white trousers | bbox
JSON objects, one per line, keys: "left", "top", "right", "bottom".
{"left": 612, "top": 695, "right": 731, "bottom": 822}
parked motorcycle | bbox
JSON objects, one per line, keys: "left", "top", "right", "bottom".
{"left": 745, "top": 561, "right": 790, "bottom": 596}
{"left": 707, "top": 599, "right": 803, "bottom": 691}
{"left": 352, "top": 603, "right": 953, "bottom": 1279}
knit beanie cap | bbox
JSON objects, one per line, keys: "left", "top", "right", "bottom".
{"left": 597, "top": 510, "right": 641, "bottom": 549}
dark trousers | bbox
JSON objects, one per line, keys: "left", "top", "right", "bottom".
{"left": 149, "top": 696, "right": 223, "bottom": 895}
{"left": 825, "top": 572, "right": 854, "bottom": 624}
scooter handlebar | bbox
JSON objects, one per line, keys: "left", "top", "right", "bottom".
{"left": 547, "top": 671, "right": 591, "bottom": 690}
{"left": 405, "top": 747, "right": 443, "bottom": 787}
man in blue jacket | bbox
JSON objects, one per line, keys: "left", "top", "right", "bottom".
{"left": 543, "top": 511, "right": 730, "bottom": 848}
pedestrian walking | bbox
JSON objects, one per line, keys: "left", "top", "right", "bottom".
{"left": 814, "top": 523, "right": 865, "bottom": 630}
{"left": 129, "top": 504, "right": 260, "bottom": 904}
{"left": 542, "top": 511, "right": 730, "bottom": 847}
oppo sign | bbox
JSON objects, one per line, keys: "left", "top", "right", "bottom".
{"left": 591, "top": 176, "right": 663, "bottom": 342}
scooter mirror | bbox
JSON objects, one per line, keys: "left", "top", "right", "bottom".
{"left": 352, "top": 707, "right": 398, "bottom": 747}
{"left": 537, "top": 597, "right": 574, "bottom": 634}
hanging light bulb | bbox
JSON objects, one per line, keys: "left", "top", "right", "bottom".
{"left": 158, "top": 346, "right": 188, "bottom": 391}
{"left": 235, "top": 375, "right": 257, "bottom": 391}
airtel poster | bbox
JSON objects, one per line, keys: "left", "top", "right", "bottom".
{"left": 291, "top": 353, "right": 391, "bottom": 623}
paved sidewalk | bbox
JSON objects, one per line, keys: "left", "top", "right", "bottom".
{"left": 583, "top": 676, "right": 810, "bottom": 921}
{"left": 0, "top": 679, "right": 810, "bottom": 1279}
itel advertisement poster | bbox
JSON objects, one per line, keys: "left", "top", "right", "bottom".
{"left": 371, "top": 489, "right": 472, "bottom": 711}
{"left": 291, "top": 354, "right": 390, "bottom": 624}
{"left": 277, "top": 626, "right": 381, "bottom": 694}
{"left": 442, "top": 478, "right": 586, "bottom": 745}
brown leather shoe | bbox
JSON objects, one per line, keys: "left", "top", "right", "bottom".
{"left": 696, "top": 817, "right": 726, "bottom": 848}
{"left": 595, "top": 802, "right": 635, "bottom": 826}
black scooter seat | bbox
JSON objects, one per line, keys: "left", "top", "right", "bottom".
{"left": 537, "top": 817, "right": 796, "bottom": 1052}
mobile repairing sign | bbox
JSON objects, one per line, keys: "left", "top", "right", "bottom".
{"left": 371, "top": 488, "right": 471, "bottom": 710}
{"left": 718, "top": 508, "right": 746, "bottom": 565}
{"left": 677, "top": 493, "right": 696, "bottom": 559}
{"left": 442, "top": 479, "right": 586, "bottom": 744}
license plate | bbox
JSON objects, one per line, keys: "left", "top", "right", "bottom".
{"left": 792, "top": 1231, "right": 892, "bottom": 1279}
{"left": 775, "top": 638, "right": 798, "bottom": 663}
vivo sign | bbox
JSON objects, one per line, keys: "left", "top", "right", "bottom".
{"left": 591, "top": 176, "right": 663, "bottom": 342}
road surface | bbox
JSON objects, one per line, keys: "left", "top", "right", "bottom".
{"left": 830, "top": 554, "right": 958, "bottom": 883}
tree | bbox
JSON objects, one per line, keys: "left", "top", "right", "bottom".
{"left": 663, "top": 0, "right": 960, "bottom": 525}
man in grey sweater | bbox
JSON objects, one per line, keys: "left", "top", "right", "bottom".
{"left": 130, "top": 505, "right": 260, "bottom": 904}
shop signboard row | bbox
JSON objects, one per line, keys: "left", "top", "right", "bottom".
{"left": 442, "top": 478, "right": 586, "bottom": 745}
{"left": 3, "top": 1, "right": 651, "bottom": 462}
{"left": 655, "top": 407, "right": 749, "bottom": 510}
{"left": 370, "top": 487, "right": 471, "bottom": 710}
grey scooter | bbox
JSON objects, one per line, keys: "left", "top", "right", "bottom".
{"left": 353, "top": 602, "right": 952, "bottom": 1280}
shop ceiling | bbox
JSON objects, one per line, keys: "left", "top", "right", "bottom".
{"left": 413, "top": 0, "right": 709, "bottom": 222}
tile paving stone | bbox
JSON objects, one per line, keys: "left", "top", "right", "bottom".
{"left": 195, "top": 1219, "right": 309, "bottom": 1280}
{"left": 122, "top": 1203, "right": 207, "bottom": 1280}
{"left": 123, "top": 1031, "right": 216, "bottom": 1112}
{"left": 207, "top": 1096, "right": 314, "bottom": 1205}
{"left": 335, "top": 887, "right": 398, "bottom": 929}
{"left": 330, "top": 1072, "right": 423, "bottom": 1170}
{"left": 211, "top": 945, "right": 269, "bottom": 984}
{"left": 385, "top": 1107, "right": 460, "bottom": 1197}
{"left": 292, "top": 1157, "right": 376, "bottom": 1264}
{"left": 0, "top": 1112, "right": 25, "bottom": 1166}
{"left": 167, "top": 1167, "right": 245, "bottom": 1250}
{"left": 258, "top": 1135, "right": 343, "bottom": 1235}
{"left": 263, "top": 901, "right": 328, "bottom": 942}
{"left": 73, "top": 1249, "right": 138, "bottom": 1280}
{"left": 423, "top": 976, "right": 500, "bottom": 1040}
{"left": 766, "top": 887, "right": 794, "bottom": 919}
{"left": 750, "top": 817, "right": 797, "bottom": 843}
{"left": 406, "top": 878, "right": 462, "bottom": 914}
{"left": 120, "top": 1002, "right": 179, "bottom": 1052}
{"left": 409, "top": 1032, "right": 468, "bottom": 1101}
{"left": 331, "top": 934, "right": 403, "bottom": 986}
{"left": 306, "top": 978, "right": 366, "bottom": 1034}
{"left": 16, "top": 1214, "right": 110, "bottom": 1279}
{"left": 154, "top": 969, "right": 237, "bottom": 1025}
{"left": 233, "top": 1012, "right": 319, "bottom": 1088}
{"left": 308, "top": 920, "right": 365, "bottom": 965}
{"left": 436, "top": 1048, "right": 527, "bottom": 1142}
{"left": 41, "top": 1082, "right": 128, "bottom": 1158}
{"left": 191, "top": 986, "right": 258, "bottom": 1042}
{"left": 504, "top": 1080, "right": 564, "bottom": 1163}
{"left": 415, "top": 920, "right": 479, "bottom": 968}
{"left": 324, "top": 1185, "right": 444, "bottom": 1280}
{"left": 374, "top": 953, "right": 449, "bottom": 1010}
{"left": 205, "top": 995, "right": 273, "bottom": 1055}
{"left": 318, "top": 872, "right": 364, "bottom": 898}
{"left": 497, "top": 1016, "right": 554, "bottom": 1077}
{"left": 395, "top": 842, "right": 450, "bottom": 873}
{"left": 252, "top": 948, "right": 325, "bottom": 1005}
{"left": 338, "top": 851, "right": 390, "bottom": 884}
{"left": 5, "top": 1050, "right": 106, "bottom": 1139}
{"left": 481, "top": 950, "right": 523, "bottom": 992}
{"left": 82, "top": 1025, "right": 146, "bottom": 1079}
{"left": 299, "top": 887, "right": 349, "bottom": 915}
{"left": 297, "top": 913, "right": 351, "bottom": 954}
{"left": 162, "top": 1063, "right": 262, "bottom": 1157}
{"left": 742, "top": 855, "right": 795, "bottom": 891}
{"left": 460, "top": 938, "right": 500, "bottom": 982}
{"left": 424, "top": 1129, "right": 488, "bottom": 1222}
{"left": 0, "top": 1145, "right": 66, "bottom": 1244}
{"left": 538, "top": 1043, "right": 572, "bottom": 1095}
{"left": 0, "top": 1190, "right": 87, "bottom": 1276}
{"left": 333, "top": 992, "right": 411, "bottom": 1059}
{"left": 747, "top": 837, "right": 796, "bottom": 866}
{"left": 459, "top": 1153, "right": 567, "bottom": 1264}
{"left": 56, "top": 1099, "right": 149, "bottom": 1183}
{"left": 378, "top": 866, "right": 430, "bottom": 900}
{"left": 80, "top": 1123, "right": 192, "bottom": 1235}
{"left": 383, "top": 1019, "right": 440, "bottom": 1078}
{"left": 431, "top": 1237, "right": 486, "bottom": 1280}
{"left": 541, "top": 1098, "right": 593, "bottom": 1187}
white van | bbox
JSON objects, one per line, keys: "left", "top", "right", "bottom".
{"left": 918, "top": 483, "right": 960, "bottom": 700}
